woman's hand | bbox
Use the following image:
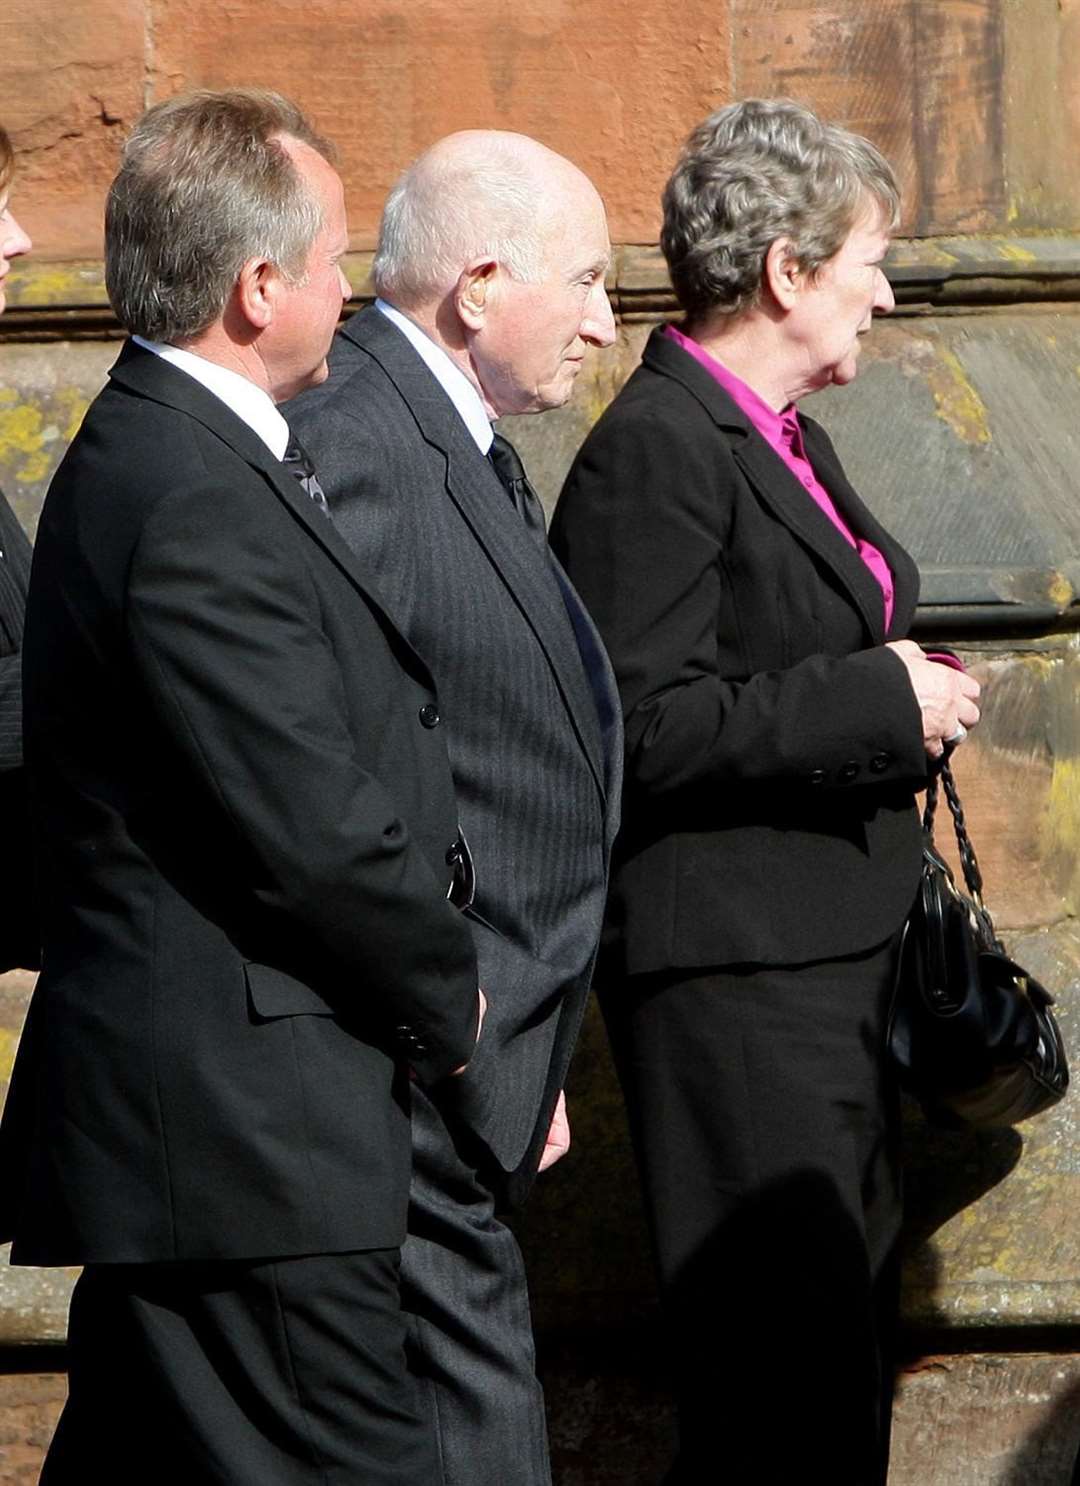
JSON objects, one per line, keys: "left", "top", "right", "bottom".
{"left": 886, "top": 640, "right": 981, "bottom": 759}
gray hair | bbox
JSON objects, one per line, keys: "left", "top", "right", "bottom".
{"left": 106, "top": 89, "right": 335, "bottom": 343}
{"left": 661, "top": 98, "right": 900, "bottom": 323}
{"left": 373, "top": 138, "right": 547, "bottom": 306}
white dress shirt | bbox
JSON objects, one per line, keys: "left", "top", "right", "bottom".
{"left": 132, "top": 336, "right": 291, "bottom": 460}
{"left": 374, "top": 300, "right": 493, "bottom": 455}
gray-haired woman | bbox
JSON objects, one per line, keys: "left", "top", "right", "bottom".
{"left": 552, "top": 99, "right": 979, "bottom": 1483}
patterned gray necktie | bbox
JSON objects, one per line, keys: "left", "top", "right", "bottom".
{"left": 282, "top": 435, "right": 331, "bottom": 519}
{"left": 487, "top": 432, "right": 548, "bottom": 548}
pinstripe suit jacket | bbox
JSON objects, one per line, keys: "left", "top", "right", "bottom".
{"left": 0, "top": 491, "right": 36, "bottom": 971}
{"left": 289, "top": 305, "right": 622, "bottom": 1205}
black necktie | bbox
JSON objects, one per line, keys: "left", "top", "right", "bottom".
{"left": 487, "top": 432, "right": 548, "bottom": 548}
{"left": 282, "top": 435, "right": 331, "bottom": 519}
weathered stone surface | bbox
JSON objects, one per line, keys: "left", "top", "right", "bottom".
{"left": 5, "top": 0, "right": 1080, "bottom": 258}
{"left": 923, "top": 651, "right": 1076, "bottom": 935}
{"left": 0, "top": 1262, "right": 73, "bottom": 1349}
{"left": 0, "top": 0, "right": 144, "bottom": 258}
{"left": 0, "top": 343, "right": 113, "bottom": 532}
{"left": 890, "top": 1352, "right": 1080, "bottom": 1485}
{"left": 1003, "top": 0, "right": 1080, "bottom": 231}
{"left": 0, "top": 1371, "right": 64, "bottom": 1485}
{"left": 150, "top": 0, "right": 729, "bottom": 247}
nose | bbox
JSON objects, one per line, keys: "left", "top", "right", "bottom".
{"left": 337, "top": 266, "right": 351, "bottom": 303}
{"left": 873, "top": 265, "right": 894, "bottom": 315}
{"left": 1, "top": 211, "right": 31, "bottom": 263}
{"left": 581, "top": 276, "right": 616, "bottom": 348}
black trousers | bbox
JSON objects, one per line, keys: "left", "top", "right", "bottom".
{"left": 43, "top": 1249, "right": 436, "bottom": 1485}
{"left": 604, "top": 936, "right": 902, "bottom": 1486}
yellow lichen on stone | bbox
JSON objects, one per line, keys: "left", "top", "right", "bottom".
{"left": 1042, "top": 754, "right": 1080, "bottom": 910}
{"left": 56, "top": 387, "right": 90, "bottom": 444}
{"left": 1047, "top": 571, "right": 1075, "bottom": 611}
{"left": 0, "top": 403, "right": 50, "bottom": 484}
{"left": 4, "top": 260, "right": 108, "bottom": 309}
{"left": 0, "top": 1026, "right": 19, "bottom": 1085}
{"left": 998, "top": 242, "right": 1037, "bottom": 263}
{"left": 927, "top": 348, "right": 992, "bottom": 445}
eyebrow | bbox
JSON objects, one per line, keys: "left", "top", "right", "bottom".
{"left": 568, "top": 252, "right": 611, "bottom": 281}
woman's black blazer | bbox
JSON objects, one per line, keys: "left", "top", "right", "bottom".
{"left": 551, "top": 326, "right": 928, "bottom": 975}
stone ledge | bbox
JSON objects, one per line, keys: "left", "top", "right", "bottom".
{"left": 8, "top": 235, "right": 1080, "bottom": 336}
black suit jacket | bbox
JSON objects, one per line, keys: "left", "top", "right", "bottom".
{"left": 0, "top": 343, "right": 479, "bottom": 1265}
{"left": 288, "top": 306, "right": 622, "bottom": 1205}
{"left": 551, "top": 326, "right": 927, "bottom": 974}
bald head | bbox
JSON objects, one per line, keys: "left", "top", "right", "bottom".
{"left": 372, "top": 130, "right": 601, "bottom": 308}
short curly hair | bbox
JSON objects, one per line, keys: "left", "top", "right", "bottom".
{"left": 661, "top": 98, "right": 900, "bottom": 323}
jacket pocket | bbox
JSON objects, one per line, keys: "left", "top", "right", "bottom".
{"left": 244, "top": 961, "right": 336, "bottom": 1020}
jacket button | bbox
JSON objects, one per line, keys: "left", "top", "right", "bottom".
{"left": 419, "top": 704, "right": 440, "bottom": 729}
{"left": 808, "top": 769, "right": 826, "bottom": 786}
{"left": 838, "top": 761, "right": 860, "bottom": 784}
{"left": 869, "top": 752, "right": 892, "bottom": 774}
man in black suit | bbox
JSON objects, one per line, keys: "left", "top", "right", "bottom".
{"left": 288, "top": 131, "right": 621, "bottom": 1485}
{"left": 0, "top": 90, "right": 482, "bottom": 1484}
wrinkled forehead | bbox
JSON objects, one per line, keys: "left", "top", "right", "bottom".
{"left": 539, "top": 169, "right": 611, "bottom": 269}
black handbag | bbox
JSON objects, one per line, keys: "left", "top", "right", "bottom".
{"left": 889, "top": 758, "right": 1069, "bottom": 1127}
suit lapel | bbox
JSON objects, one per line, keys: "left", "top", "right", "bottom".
{"left": 799, "top": 416, "right": 921, "bottom": 639}
{"left": 108, "top": 342, "right": 435, "bottom": 676}
{"left": 343, "top": 310, "right": 609, "bottom": 798}
{"left": 643, "top": 328, "right": 912, "bottom": 647}
{"left": 730, "top": 432, "right": 888, "bottom": 644}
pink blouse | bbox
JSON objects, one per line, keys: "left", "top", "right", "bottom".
{"left": 664, "top": 324, "right": 895, "bottom": 631}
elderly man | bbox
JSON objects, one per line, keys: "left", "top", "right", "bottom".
{"left": 288, "top": 131, "right": 621, "bottom": 1485}
{"left": 0, "top": 91, "right": 482, "bottom": 1484}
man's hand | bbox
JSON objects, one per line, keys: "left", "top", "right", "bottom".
{"left": 886, "top": 640, "right": 981, "bottom": 759}
{"left": 449, "top": 987, "right": 487, "bottom": 1077}
{"left": 538, "top": 1089, "right": 570, "bottom": 1172}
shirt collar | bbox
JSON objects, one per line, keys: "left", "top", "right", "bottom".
{"left": 132, "top": 336, "right": 291, "bottom": 460}
{"left": 374, "top": 299, "right": 493, "bottom": 454}
{"left": 663, "top": 323, "right": 800, "bottom": 458}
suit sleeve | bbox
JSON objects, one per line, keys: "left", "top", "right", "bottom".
{"left": 125, "top": 478, "right": 478, "bottom": 1085}
{"left": 552, "top": 403, "right": 926, "bottom": 798}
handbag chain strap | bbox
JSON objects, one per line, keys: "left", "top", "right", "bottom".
{"left": 924, "top": 760, "right": 987, "bottom": 907}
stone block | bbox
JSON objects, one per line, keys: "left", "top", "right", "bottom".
{"left": 1003, "top": 0, "right": 1080, "bottom": 230}
{"left": 150, "top": 0, "right": 730, "bottom": 247}
{"left": 0, "top": 1371, "right": 65, "bottom": 1485}
{"left": 0, "top": 343, "right": 115, "bottom": 531}
{"left": 890, "top": 1352, "right": 1080, "bottom": 1484}
{"left": 0, "top": 0, "right": 145, "bottom": 258}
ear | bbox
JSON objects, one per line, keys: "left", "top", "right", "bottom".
{"left": 454, "top": 257, "right": 498, "bottom": 332}
{"left": 235, "top": 256, "right": 280, "bottom": 332}
{"left": 763, "top": 238, "right": 801, "bottom": 312}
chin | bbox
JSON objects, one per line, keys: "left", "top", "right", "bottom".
{"left": 303, "top": 358, "right": 331, "bottom": 390}
{"left": 537, "top": 374, "right": 578, "bottom": 412}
